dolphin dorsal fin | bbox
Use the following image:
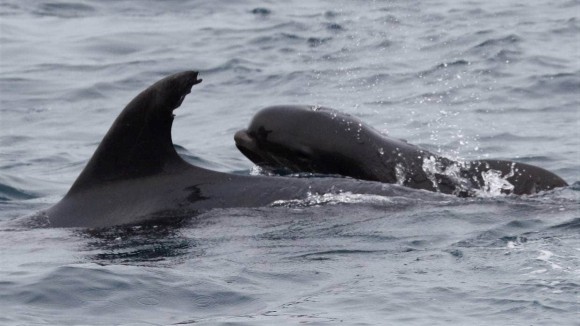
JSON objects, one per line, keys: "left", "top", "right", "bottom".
{"left": 67, "top": 71, "right": 202, "bottom": 195}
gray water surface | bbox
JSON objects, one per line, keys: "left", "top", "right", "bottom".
{"left": 1, "top": 1, "right": 579, "bottom": 325}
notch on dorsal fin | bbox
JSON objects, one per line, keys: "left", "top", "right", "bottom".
{"left": 67, "top": 71, "right": 202, "bottom": 195}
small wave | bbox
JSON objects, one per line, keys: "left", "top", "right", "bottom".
{"left": 467, "top": 34, "right": 523, "bottom": 64}
{"left": 0, "top": 184, "right": 36, "bottom": 201}
{"left": 78, "top": 34, "right": 150, "bottom": 56}
{"left": 551, "top": 17, "right": 580, "bottom": 35}
{"left": 323, "top": 10, "right": 340, "bottom": 19}
{"left": 324, "top": 22, "right": 344, "bottom": 32}
{"left": 294, "top": 249, "right": 386, "bottom": 261}
{"left": 204, "top": 58, "right": 262, "bottom": 74}
{"left": 307, "top": 36, "right": 332, "bottom": 47}
{"left": 453, "top": 229, "right": 528, "bottom": 249}
{"left": 0, "top": 2, "right": 22, "bottom": 16}
{"left": 79, "top": 221, "right": 195, "bottom": 265}
{"left": 474, "top": 34, "right": 522, "bottom": 49}
{"left": 251, "top": 7, "right": 271, "bottom": 16}
{"left": 434, "top": 59, "right": 470, "bottom": 69}
{"left": 528, "top": 55, "right": 569, "bottom": 69}
{"left": 491, "top": 49, "right": 522, "bottom": 63}
{"left": 417, "top": 60, "right": 471, "bottom": 78}
{"left": 0, "top": 171, "right": 48, "bottom": 201}
{"left": 550, "top": 217, "right": 580, "bottom": 230}
{"left": 521, "top": 72, "right": 580, "bottom": 96}
{"left": 33, "top": 2, "right": 96, "bottom": 18}
{"left": 473, "top": 105, "right": 575, "bottom": 115}
{"left": 478, "top": 132, "right": 558, "bottom": 142}
{"left": 250, "top": 32, "right": 333, "bottom": 49}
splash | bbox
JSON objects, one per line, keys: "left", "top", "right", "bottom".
{"left": 249, "top": 165, "right": 265, "bottom": 176}
{"left": 421, "top": 156, "right": 448, "bottom": 192}
{"left": 394, "top": 163, "right": 406, "bottom": 185}
{"left": 249, "top": 165, "right": 280, "bottom": 176}
{"left": 421, "top": 156, "right": 516, "bottom": 197}
{"left": 355, "top": 122, "right": 364, "bottom": 143}
{"left": 472, "top": 163, "right": 516, "bottom": 197}
{"left": 421, "top": 156, "right": 468, "bottom": 195}
{"left": 270, "top": 191, "right": 393, "bottom": 208}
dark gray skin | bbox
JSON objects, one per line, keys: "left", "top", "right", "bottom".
{"left": 44, "top": 71, "right": 423, "bottom": 228}
{"left": 234, "top": 106, "right": 568, "bottom": 196}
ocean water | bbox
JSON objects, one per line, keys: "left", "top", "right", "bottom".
{"left": 1, "top": 0, "right": 579, "bottom": 325}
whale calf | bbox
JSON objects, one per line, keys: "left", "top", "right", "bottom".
{"left": 43, "top": 72, "right": 423, "bottom": 228}
{"left": 234, "top": 105, "right": 568, "bottom": 196}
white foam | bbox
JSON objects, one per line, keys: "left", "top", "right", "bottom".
{"left": 270, "top": 191, "right": 393, "bottom": 208}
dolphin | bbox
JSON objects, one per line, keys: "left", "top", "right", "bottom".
{"left": 234, "top": 105, "right": 568, "bottom": 196}
{"left": 43, "top": 71, "right": 419, "bottom": 228}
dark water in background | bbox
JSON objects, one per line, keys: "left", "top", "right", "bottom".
{"left": 1, "top": 0, "right": 579, "bottom": 325}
